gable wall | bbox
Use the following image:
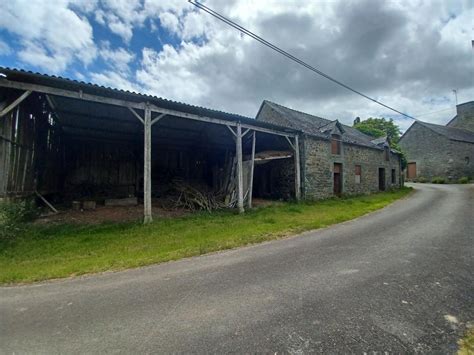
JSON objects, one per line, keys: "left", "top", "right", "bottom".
{"left": 399, "top": 123, "right": 474, "bottom": 180}
{"left": 303, "top": 136, "right": 401, "bottom": 199}
{"left": 447, "top": 102, "right": 474, "bottom": 132}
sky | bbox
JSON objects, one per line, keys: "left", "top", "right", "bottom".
{"left": 0, "top": 0, "right": 473, "bottom": 132}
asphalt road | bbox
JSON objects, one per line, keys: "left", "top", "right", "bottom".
{"left": 1, "top": 183, "right": 473, "bottom": 353}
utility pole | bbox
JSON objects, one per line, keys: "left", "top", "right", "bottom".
{"left": 452, "top": 89, "right": 458, "bottom": 106}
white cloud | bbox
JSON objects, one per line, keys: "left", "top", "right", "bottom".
{"left": 0, "top": 0, "right": 472, "bottom": 132}
{"left": 134, "top": 0, "right": 474, "bottom": 131}
{"left": 0, "top": 40, "right": 12, "bottom": 56}
{"left": 90, "top": 70, "right": 140, "bottom": 92}
{"left": 0, "top": 0, "right": 96, "bottom": 73}
{"left": 99, "top": 41, "right": 135, "bottom": 73}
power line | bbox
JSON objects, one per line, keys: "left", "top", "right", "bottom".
{"left": 189, "top": 0, "right": 417, "bottom": 120}
{"left": 415, "top": 107, "right": 455, "bottom": 117}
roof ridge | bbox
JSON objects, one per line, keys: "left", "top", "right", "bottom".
{"left": 419, "top": 120, "right": 474, "bottom": 134}
{"left": 263, "top": 100, "right": 332, "bottom": 124}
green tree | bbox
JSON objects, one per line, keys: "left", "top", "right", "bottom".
{"left": 353, "top": 117, "right": 401, "bottom": 143}
{"left": 354, "top": 117, "right": 407, "bottom": 169}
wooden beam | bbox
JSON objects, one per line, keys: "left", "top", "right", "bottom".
{"left": 285, "top": 136, "right": 295, "bottom": 151}
{"left": 0, "top": 90, "right": 31, "bottom": 117}
{"left": 247, "top": 131, "right": 256, "bottom": 209}
{"left": 128, "top": 107, "right": 144, "bottom": 124}
{"left": 35, "top": 191, "right": 58, "bottom": 214}
{"left": 151, "top": 113, "right": 166, "bottom": 126}
{"left": 226, "top": 125, "right": 237, "bottom": 137}
{"left": 0, "top": 79, "right": 297, "bottom": 137}
{"left": 143, "top": 105, "right": 153, "bottom": 224}
{"left": 294, "top": 135, "right": 301, "bottom": 201}
{"left": 236, "top": 123, "right": 244, "bottom": 213}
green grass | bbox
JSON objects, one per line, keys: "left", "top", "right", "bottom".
{"left": 0, "top": 188, "right": 412, "bottom": 284}
{"left": 458, "top": 327, "right": 474, "bottom": 355}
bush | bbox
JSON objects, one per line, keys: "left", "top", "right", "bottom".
{"left": 416, "top": 177, "right": 428, "bottom": 183}
{"left": 431, "top": 176, "right": 446, "bottom": 184}
{"left": 458, "top": 176, "right": 470, "bottom": 184}
{"left": 0, "top": 199, "right": 39, "bottom": 239}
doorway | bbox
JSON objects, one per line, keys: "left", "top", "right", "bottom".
{"left": 378, "top": 168, "right": 385, "bottom": 191}
{"left": 334, "top": 163, "right": 342, "bottom": 195}
{"left": 407, "top": 162, "right": 416, "bottom": 180}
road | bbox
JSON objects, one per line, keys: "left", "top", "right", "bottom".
{"left": 1, "top": 183, "right": 473, "bottom": 353}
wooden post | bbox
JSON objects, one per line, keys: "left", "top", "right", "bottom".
{"left": 294, "top": 135, "right": 301, "bottom": 201}
{"left": 143, "top": 105, "right": 153, "bottom": 224}
{"left": 247, "top": 131, "right": 256, "bottom": 209}
{"left": 236, "top": 122, "right": 244, "bottom": 213}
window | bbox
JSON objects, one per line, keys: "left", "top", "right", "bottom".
{"left": 384, "top": 146, "right": 390, "bottom": 161}
{"left": 331, "top": 134, "right": 341, "bottom": 155}
{"left": 355, "top": 165, "right": 361, "bottom": 184}
{"left": 391, "top": 169, "right": 396, "bottom": 184}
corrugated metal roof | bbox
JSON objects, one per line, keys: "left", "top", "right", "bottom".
{"left": 0, "top": 66, "right": 298, "bottom": 134}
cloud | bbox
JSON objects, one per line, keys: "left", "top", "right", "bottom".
{"left": 0, "top": 0, "right": 96, "bottom": 73}
{"left": 134, "top": 0, "right": 474, "bottom": 130}
{"left": 0, "top": 0, "right": 472, "bottom": 131}
{"left": 0, "top": 40, "right": 12, "bottom": 56}
{"left": 89, "top": 70, "right": 140, "bottom": 92}
{"left": 99, "top": 41, "right": 135, "bottom": 73}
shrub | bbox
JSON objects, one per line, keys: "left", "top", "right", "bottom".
{"left": 416, "top": 177, "right": 428, "bottom": 183}
{"left": 458, "top": 176, "right": 470, "bottom": 184}
{"left": 431, "top": 176, "right": 446, "bottom": 184}
{"left": 0, "top": 199, "right": 39, "bottom": 240}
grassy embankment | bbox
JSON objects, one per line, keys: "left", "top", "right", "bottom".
{"left": 0, "top": 187, "right": 412, "bottom": 284}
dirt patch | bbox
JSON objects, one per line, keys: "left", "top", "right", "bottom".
{"left": 35, "top": 198, "right": 280, "bottom": 225}
{"left": 35, "top": 204, "right": 190, "bottom": 225}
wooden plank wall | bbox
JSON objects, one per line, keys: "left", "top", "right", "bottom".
{"left": 64, "top": 138, "right": 139, "bottom": 198}
{"left": 0, "top": 97, "right": 63, "bottom": 198}
{"left": 0, "top": 106, "right": 36, "bottom": 198}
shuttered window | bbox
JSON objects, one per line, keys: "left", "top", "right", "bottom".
{"left": 355, "top": 165, "right": 361, "bottom": 184}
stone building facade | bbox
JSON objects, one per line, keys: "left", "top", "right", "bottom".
{"left": 256, "top": 101, "right": 402, "bottom": 199}
{"left": 399, "top": 106, "right": 474, "bottom": 182}
{"left": 447, "top": 101, "right": 474, "bottom": 131}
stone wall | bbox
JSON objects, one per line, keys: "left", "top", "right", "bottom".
{"left": 447, "top": 101, "right": 474, "bottom": 132}
{"left": 253, "top": 158, "right": 295, "bottom": 200}
{"left": 399, "top": 123, "right": 474, "bottom": 181}
{"left": 303, "top": 136, "right": 401, "bottom": 199}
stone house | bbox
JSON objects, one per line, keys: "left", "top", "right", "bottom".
{"left": 399, "top": 101, "right": 474, "bottom": 182}
{"left": 256, "top": 101, "right": 402, "bottom": 200}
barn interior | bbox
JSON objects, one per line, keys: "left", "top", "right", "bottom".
{"left": 0, "top": 73, "right": 299, "bottom": 222}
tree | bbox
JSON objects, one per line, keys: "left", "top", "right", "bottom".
{"left": 354, "top": 117, "right": 407, "bottom": 169}
{"left": 353, "top": 117, "right": 401, "bottom": 143}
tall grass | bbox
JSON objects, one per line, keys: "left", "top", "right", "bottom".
{"left": 0, "top": 188, "right": 412, "bottom": 284}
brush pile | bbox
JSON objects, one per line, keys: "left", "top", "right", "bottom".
{"left": 172, "top": 179, "right": 226, "bottom": 212}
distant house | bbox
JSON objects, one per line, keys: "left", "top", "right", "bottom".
{"left": 256, "top": 101, "right": 402, "bottom": 199}
{"left": 399, "top": 101, "right": 474, "bottom": 181}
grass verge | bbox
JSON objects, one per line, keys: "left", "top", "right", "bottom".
{"left": 0, "top": 187, "right": 412, "bottom": 284}
{"left": 458, "top": 327, "right": 474, "bottom": 355}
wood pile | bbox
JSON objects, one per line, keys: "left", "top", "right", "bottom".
{"left": 172, "top": 179, "right": 226, "bottom": 212}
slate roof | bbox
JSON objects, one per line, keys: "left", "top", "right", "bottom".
{"left": 370, "top": 136, "right": 388, "bottom": 146}
{"left": 414, "top": 121, "right": 474, "bottom": 144}
{"left": 257, "top": 100, "right": 383, "bottom": 149}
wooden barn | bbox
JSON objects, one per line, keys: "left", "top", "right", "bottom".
{"left": 0, "top": 68, "right": 302, "bottom": 223}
